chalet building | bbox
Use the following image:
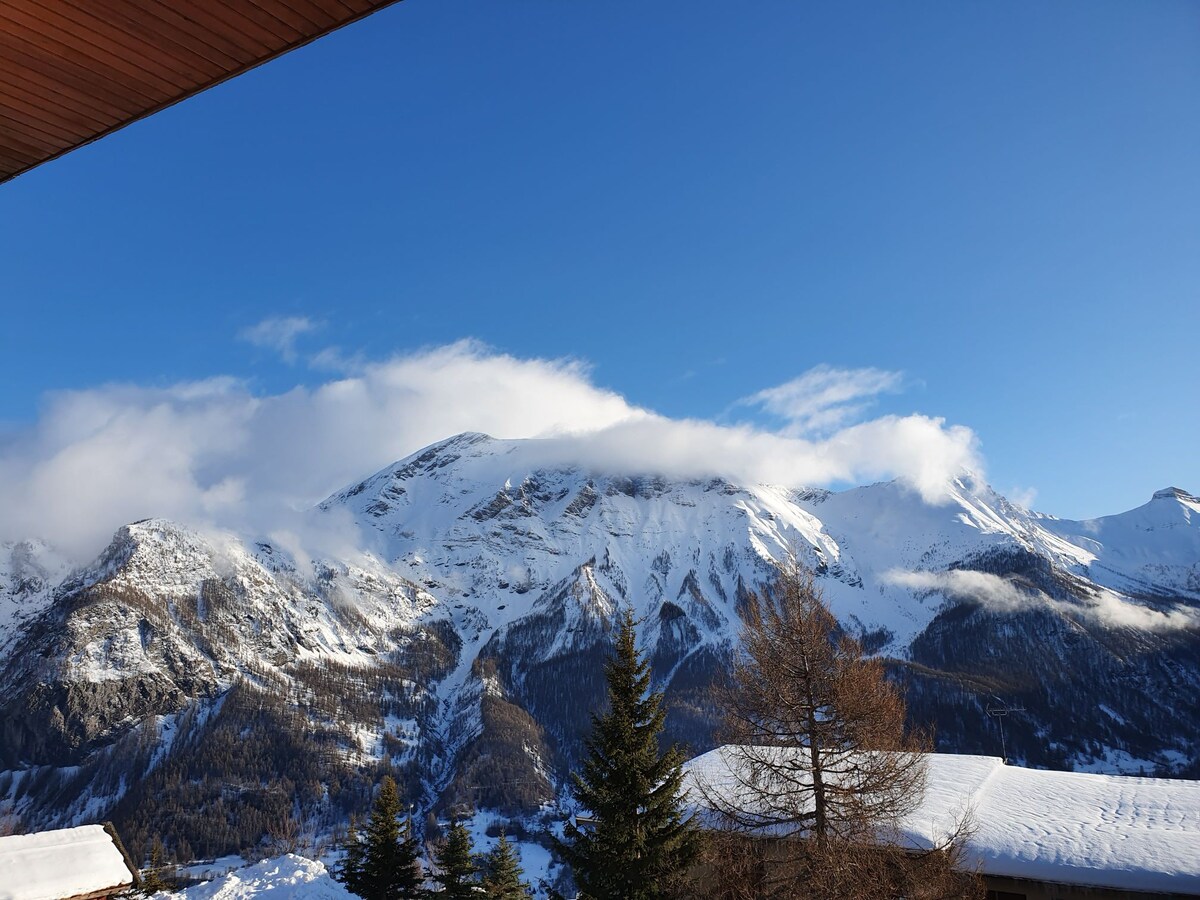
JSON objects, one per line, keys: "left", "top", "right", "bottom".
{"left": 0, "top": 823, "right": 139, "bottom": 900}
{"left": 683, "top": 747, "right": 1200, "bottom": 900}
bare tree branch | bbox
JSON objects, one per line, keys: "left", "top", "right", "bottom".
{"left": 693, "top": 559, "right": 983, "bottom": 899}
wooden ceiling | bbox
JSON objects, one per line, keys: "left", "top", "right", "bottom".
{"left": 0, "top": 0, "right": 403, "bottom": 184}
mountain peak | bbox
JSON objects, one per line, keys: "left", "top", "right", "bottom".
{"left": 1152, "top": 486, "right": 1197, "bottom": 503}
{"left": 436, "top": 431, "right": 496, "bottom": 448}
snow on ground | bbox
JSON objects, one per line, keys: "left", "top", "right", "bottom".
{"left": 322, "top": 434, "right": 1200, "bottom": 654}
{"left": 684, "top": 747, "right": 1200, "bottom": 894}
{"left": 160, "top": 855, "right": 352, "bottom": 900}
{"left": 460, "top": 810, "right": 561, "bottom": 892}
{"left": 1070, "top": 746, "right": 1159, "bottom": 776}
{"left": 164, "top": 840, "right": 559, "bottom": 900}
{"left": 177, "top": 855, "right": 245, "bottom": 883}
{"left": 514, "top": 840, "right": 556, "bottom": 892}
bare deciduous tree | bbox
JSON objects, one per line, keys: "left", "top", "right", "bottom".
{"left": 714, "top": 562, "right": 926, "bottom": 840}
{"left": 697, "top": 561, "right": 982, "bottom": 899}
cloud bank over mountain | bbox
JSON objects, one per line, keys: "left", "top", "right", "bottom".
{"left": 885, "top": 568, "right": 1200, "bottom": 632}
{"left": 0, "top": 341, "right": 982, "bottom": 559}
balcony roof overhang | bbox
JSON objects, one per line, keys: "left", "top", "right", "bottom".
{"left": 0, "top": 0, "right": 403, "bottom": 184}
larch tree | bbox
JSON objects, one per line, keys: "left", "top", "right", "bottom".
{"left": 714, "top": 562, "right": 926, "bottom": 841}
{"left": 556, "top": 608, "right": 701, "bottom": 900}
{"left": 701, "top": 561, "right": 981, "bottom": 899}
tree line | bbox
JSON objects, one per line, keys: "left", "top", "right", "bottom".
{"left": 340, "top": 773, "right": 532, "bottom": 899}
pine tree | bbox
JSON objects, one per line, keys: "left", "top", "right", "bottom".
{"left": 555, "top": 608, "right": 701, "bottom": 900}
{"left": 481, "top": 832, "right": 531, "bottom": 899}
{"left": 339, "top": 816, "right": 366, "bottom": 893}
{"left": 344, "top": 775, "right": 426, "bottom": 900}
{"left": 139, "top": 836, "right": 174, "bottom": 895}
{"left": 433, "top": 818, "right": 479, "bottom": 899}
{"left": 393, "top": 815, "right": 426, "bottom": 899}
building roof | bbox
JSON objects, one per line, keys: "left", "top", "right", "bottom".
{"left": 0, "top": 824, "right": 136, "bottom": 900}
{"left": 683, "top": 746, "right": 1200, "bottom": 895}
{"left": 0, "top": 0, "right": 403, "bottom": 184}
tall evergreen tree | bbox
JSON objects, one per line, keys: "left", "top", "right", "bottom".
{"left": 342, "top": 776, "right": 426, "bottom": 900}
{"left": 556, "top": 609, "right": 701, "bottom": 900}
{"left": 433, "top": 819, "right": 479, "bottom": 898}
{"left": 481, "top": 832, "right": 531, "bottom": 899}
{"left": 139, "top": 836, "right": 175, "bottom": 896}
{"left": 393, "top": 814, "right": 427, "bottom": 899}
{"left": 339, "top": 816, "right": 366, "bottom": 892}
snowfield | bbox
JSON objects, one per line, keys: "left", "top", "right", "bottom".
{"left": 160, "top": 842, "right": 558, "bottom": 900}
{"left": 159, "top": 855, "right": 353, "bottom": 900}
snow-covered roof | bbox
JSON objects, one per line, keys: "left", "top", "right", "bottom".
{"left": 683, "top": 747, "right": 1200, "bottom": 895}
{"left": 0, "top": 825, "right": 136, "bottom": 900}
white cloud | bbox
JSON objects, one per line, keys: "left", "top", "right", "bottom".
{"left": 1006, "top": 486, "right": 1038, "bottom": 511}
{"left": 884, "top": 568, "right": 1199, "bottom": 632}
{"left": 0, "top": 342, "right": 982, "bottom": 561}
{"left": 743, "top": 365, "right": 904, "bottom": 435}
{"left": 527, "top": 412, "right": 979, "bottom": 504}
{"left": 237, "top": 315, "right": 318, "bottom": 362}
{"left": 1085, "top": 588, "right": 1200, "bottom": 631}
{"left": 885, "top": 569, "right": 1039, "bottom": 613}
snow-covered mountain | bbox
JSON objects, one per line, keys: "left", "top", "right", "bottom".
{"left": 1037, "top": 486, "right": 1200, "bottom": 598}
{"left": 1, "top": 433, "right": 1197, "bottom": 863}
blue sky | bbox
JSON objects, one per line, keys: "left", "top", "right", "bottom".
{"left": 1, "top": 0, "right": 1197, "bottom": 535}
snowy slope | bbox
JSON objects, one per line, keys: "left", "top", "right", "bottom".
{"left": 0, "top": 539, "right": 71, "bottom": 660}
{"left": 0, "top": 517, "right": 453, "bottom": 835}
{"left": 324, "top": 435, "right": 993, "bottom": 648}
{"left": 323, "top": 432, "right": 828, "bottom": 636}
{"left": 1038, "top": 487, "right": 1200, "bottom": 599}
{"left": 49, "top": 518, "right": 436, "bottom": 685}
{"left": 322, "top": 434, "right": 1198, "bottom": 648}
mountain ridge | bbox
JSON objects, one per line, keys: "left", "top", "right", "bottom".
{"left": 1, "top": 432, "right": 1197, "bottom": 861}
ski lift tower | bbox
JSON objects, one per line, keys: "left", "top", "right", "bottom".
{"left": 985, "top": 698, "right": 1025, "bottom": 763}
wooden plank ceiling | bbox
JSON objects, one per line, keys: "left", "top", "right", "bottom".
{"left": 0, "top": 0, "right": 402, "bottom": 184}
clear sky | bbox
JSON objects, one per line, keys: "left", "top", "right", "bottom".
{"left": 1, "top": 0, "right": 1197, "bottom": 535}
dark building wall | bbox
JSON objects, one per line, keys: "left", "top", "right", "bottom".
{"left": 985, "top": 873, "right": 1200, "bottom": 900}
